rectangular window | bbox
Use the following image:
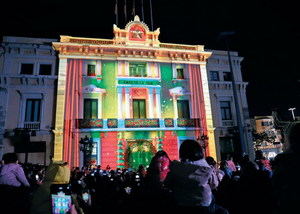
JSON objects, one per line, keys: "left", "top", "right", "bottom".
{"left": 133, "top": 99, "right": 146, "bottom": 118}
{"left": 223, "top": 71, "right": 232, "bottom": 81}
{"left": 220, "top": 101, "right": 232, "bottom": 120}
{"left": 176, "top": 68, "right": 184, "bottom": 79}
{"left": 20, "top": 63, "right": 34, "bottom": 75}
{"left": 39, "top": 64, "right": 52, "bottom": 75}
{"left": 87, "top": 64, "right": 96, "bottom": 76}
{"left": 177, "top": 100, "right": 190, "bottom": 118}
{"left": 210, "top": 71, "right": 219, "bottom": 81}
{"left": 129, "top": 62, "right": 147, "bottom": 77}
{"left": 84, "top": 99, "right": 98, "bottom": 119}
{"left": 262, "top": 121, "right": 272, "bottom": 126}
{"left": 25, "top": 99, "right": 41, "bottom": 122}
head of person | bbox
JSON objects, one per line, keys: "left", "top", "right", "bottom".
{"left": 288, "top": 122, "right": 300, "bottom": 152}
{"left": 148, "top": 150, "right": 170, "bottom": 170}
{"left": 2, "top": 153, "right": 18, "bottom": 164}
{"left": 147, "top": 150, "right": 170, "bottom": 177}
{"left": 220, "top": 160, "right": 229, "bottom": 170}
{"left": 226, "top": 154, "right": 233, "bottom": 161}
{"left": 206, "top": 156, "right": 216, "bottom": 167}
{"left": 255, "top": 150, "right": 264, "bottom": 160}
{"left": 179, "top": 140, "right": 204, "bottom": 162}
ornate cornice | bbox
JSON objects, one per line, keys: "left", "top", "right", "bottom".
{"left": 52, "top": 15, "right": 212, "bottom": 63}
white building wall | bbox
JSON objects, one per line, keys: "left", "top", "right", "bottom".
{"left": 0, "top": 36, "right": 57, "bottom": 164}
{"left": 206, "top": 50, "right": 254, "bottom": 160}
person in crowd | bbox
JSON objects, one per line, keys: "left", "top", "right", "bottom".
{"left": 225, "top": 155, "right": 237, "bottom": 172}
{"left": 0, "top": 152, "right": 30, "bottom": 187}
{"left": 0, "top": 153, "right": 31, "bottom": 213}
{"left": 165, "top": 140, "right": 228, "bottom": 213}
{"left": 147, "top": 150, "right": 171, "bottom": 183}
{"left": 219, "top": 160, "right": 233, "bottom": 179}
{"left": 206, "top": 156, "right": 225, "bottom": 184}
{"left": 255, "top": 150, "right": 272, "bottom": 177}
{"left": 133, "top": 151, "right": 172, "bottom": 209}
{"left": 272, "top": 122, "right": 300, "bottom": 214}
{"left": 30, "top": 161, "right": 81, "bottom": 214}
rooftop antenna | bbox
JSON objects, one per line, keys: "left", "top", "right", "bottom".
{"left": 132, "top": 0, "right": 136, "bottom": 17}
{"left": 124, "top": 0, "right": 127, "bottom": 23}
{"left": 141, "top": 0, "right": 145, "bottom": 21}
{"left": 149, "top": 0, "right": 154, "bottom": 30}
{"left": 115, "top": 0, "right": 119, "bottom": 25}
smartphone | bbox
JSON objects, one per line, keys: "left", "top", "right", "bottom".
{"left": 50, "top": 184, "right": 72, "bottom": 214}
{"left": 82, "top": 192, "right": 90, "bottom": 203}
{"left": 51, "top": 192, "right": 71, "bottom": 214}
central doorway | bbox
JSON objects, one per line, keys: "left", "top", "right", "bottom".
{"left": 126, "top": 140, "right": 155, "bottom": 169}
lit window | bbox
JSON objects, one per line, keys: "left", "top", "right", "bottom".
{"left": 84, "top": 99, "right": 98, "bottom": 119}
{"left": 177, "top": 100, "right": 190, "bottom": 118}
{"left": 133, "top": 99, "right": 146, "bottom": 118}
{"left": 220, "top": 101, "right": 232, "bottom": 120}
{"left": 39, "top": 64, "right": 52, "bottom": 75}
{"left": 20, "top": 63, "right": 34, "bottom": 75}
{"left": 25, "top": 99, "right": 41, "bottom": 122}
{"left": 176, "top": 68, "right": 184, "bottom": 79}
{"left": 210, "top": 71, "right": 219, "bottom": 81}
{"left": 87, "top": 64, "right": 96, "bottom": 76}
{"left": 129, "top": 62, "right": 147, "bottom": 77}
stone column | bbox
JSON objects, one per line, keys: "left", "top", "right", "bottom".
{"left": 53, "top": 58, "right": 67, "bottom": 161}
{"left": 173, "top": 95, "right": 178, "bottom": 118}
{"left": 117, "top": 88, "right": 123, "bottom": 118}
{"left": 125, "top": 88, "right": 130, "bottom": 118}
{"left": 148, "top": 88, "right": 154, "bottom": 118}
{"left": 155, "top": 88, "right": 161, "bottom": 118}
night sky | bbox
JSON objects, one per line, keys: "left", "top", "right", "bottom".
{"left": 1, "top": 0, "right": 299, "bottom": 119}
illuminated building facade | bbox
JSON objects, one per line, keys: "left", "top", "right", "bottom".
{"left": 52, "top": 16, "right": 217, "bottom": 168}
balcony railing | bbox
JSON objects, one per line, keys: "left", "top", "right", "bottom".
{"left": 77, "top": 119, "right": 103, "bottom": 128}
{"left": 24, "top": 122, "right": 40, "bottom": 130}
{"left": 125, "top": 119, "right": 160, "bottom": 128}
{"left": 222, "top": 120, "right": 234, "bottom": 127}
{"left": 77, "top": 118, "right": 201, "bottom": 129}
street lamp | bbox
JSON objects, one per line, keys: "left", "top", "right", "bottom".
{"left": 288, "top": 107, "right": 296, "bottom": 120}
{"left": 79, "top": 135, "right": 94, "bottom": 166}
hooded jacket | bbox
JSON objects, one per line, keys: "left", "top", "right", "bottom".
{"left": 0, "top": 163, "right": 30, "bottom": 187}
{"left": 165, "top": 159, "right": 218, "bottom": 207}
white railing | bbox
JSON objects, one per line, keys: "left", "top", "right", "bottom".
{"left": 24, "top": 122, "right": 40, "bottom": 130}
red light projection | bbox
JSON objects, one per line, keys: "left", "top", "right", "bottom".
{"left": 129, "top": 24, "right": 146, "bottom": 41}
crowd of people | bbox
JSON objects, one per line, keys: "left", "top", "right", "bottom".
{"left": 0, "top": 122, "right": 299, "bottom": 214}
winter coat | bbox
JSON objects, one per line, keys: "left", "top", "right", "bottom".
{"left": 165, "top": 159, "right": 218, "bottom": 207}
{"left": 0, "top": 163, "right": 30, "bottom": 187}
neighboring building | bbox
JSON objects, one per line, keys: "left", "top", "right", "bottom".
{"left": 0, "top": 16, "right": 254, "bottom": 166}
{"left": 0, "top": 36, "right": 57, "bottom": 164}
{"left": 207, "top": 51, "right": 254, "bottom": 160}
{"left": 252, "top": 116, "right": 283, "bottom": 159}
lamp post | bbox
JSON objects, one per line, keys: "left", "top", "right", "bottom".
{"left": 79, "top": 135, "right": 94, "bottom": 167}
{"left": 218, "top": 32, "right": 247, "bottom": 156}
{"left": 288, "top": 107, "right": 296, "bottom": 121}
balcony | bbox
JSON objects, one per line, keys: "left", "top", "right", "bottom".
{"left": 23, "top": 122, "right": 40, "bottom": 130}
{"left": 222, "top": 120, "right": 235, "bottom": 127}
{"left": 77, "top": 118, "right": 201, "bottom": 130}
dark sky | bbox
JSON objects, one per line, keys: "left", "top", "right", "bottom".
{"left": 1, "top": 0, "right": 299, "bottom": 119}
